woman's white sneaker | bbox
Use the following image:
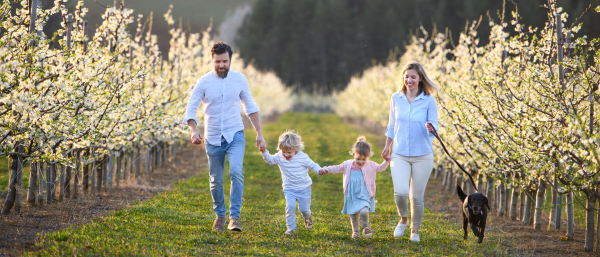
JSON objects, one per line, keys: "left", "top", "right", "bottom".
{"left": 410, "top": 232, "right": 420, "bottom": 242}
{"left": 393, "top": 221, "right": 407, "bottom": 238}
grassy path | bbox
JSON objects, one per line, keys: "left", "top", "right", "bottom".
{"left": 28, "top": 113, "right": 507, "bottom": 256}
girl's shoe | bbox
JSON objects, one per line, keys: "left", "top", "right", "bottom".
{"left": 304, "top": 216, "right": 313, "bottom": 229}
{"left": 351, "top": 232, "right": 360, "bottom": 239}
{"left": 362, "top": 227, "right": 373, "bottom": 238}
{"left": 285, "top": 229, "right": 295, "bottom": 236}
{"left": 394, "top": 221, "right": 408, "bottom": 238}
{"left": 410, "top": 232, "right": 420, "bottom": 242}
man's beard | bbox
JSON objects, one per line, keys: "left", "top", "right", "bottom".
{"left": 215, "top": 67, "right": 230, "bottom": 78}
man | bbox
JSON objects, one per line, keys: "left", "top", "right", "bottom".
{"left": 183, "top": 42, "right": 266, "bottom": 232}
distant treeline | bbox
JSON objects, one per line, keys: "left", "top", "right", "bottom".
{"left": 236, "top": 0, "right": 600, "bottom": 94}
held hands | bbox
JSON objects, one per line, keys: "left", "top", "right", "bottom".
{"left": 256, "top": 134, "right": 267, "bottom": 153}
{"left": 381, "top": 147, "right": 391, "bottom": 162}
{"left": 318, "top": 169, "right": 328, "bottom": 176}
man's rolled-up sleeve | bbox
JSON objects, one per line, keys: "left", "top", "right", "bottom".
{"left": 182, "top": 78, "right": 204, "bottom": 125}
{"left": 239, "top": 76, "right": 260, "bottom": 116}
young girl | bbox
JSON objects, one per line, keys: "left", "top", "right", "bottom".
{"left": 319, "top": 136, "right": 389, "bottom": 239}
{"left": 261, "top": 131, "right": 322, "bottom": 236}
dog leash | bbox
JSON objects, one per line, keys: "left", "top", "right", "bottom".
{"left": 430, "top": 126, "right": 479, "bottom": 192}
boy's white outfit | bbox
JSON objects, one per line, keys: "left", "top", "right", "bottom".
{"left": 262, "top": 150, "right": 321, "bottom": 231}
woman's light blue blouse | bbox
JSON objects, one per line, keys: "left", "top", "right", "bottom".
{"left": 385, "top": 92, "right": 439, "bottom": 157}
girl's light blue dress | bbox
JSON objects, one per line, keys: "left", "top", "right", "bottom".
{"left": 341, "top": 169, "right": 375, "bottom": 214}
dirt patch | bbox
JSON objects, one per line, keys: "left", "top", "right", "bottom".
{"left": 424, "top": 178, "right": 594, "bottom": 256}
{"left": 0, "top": 144, "right": 208, "bottom": 257}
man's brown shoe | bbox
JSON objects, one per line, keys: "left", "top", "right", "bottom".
{"left": 304, "top": 216, "right": 313, "bottom": 229}
{"left": 212, "top": 217, "right": 226, "bottom": 232}
{"left": 228, "top": 218, "right": 242, "bottom": 232}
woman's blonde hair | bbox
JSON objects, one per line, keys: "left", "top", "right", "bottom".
{"left": 350, "top": 136, "right": 373, "bottom": 157}
{"left": 277, "top": 131, "right": 304, "bottom": 152}
{"left": 398, "top": 61, "right": 440, "bottom": 95}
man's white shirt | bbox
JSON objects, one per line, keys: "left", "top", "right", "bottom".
{"left": 183, "top": 70, "right": 259, "bottom": 146}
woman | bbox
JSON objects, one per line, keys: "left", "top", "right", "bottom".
{"left": 381, "top": 61, "right": 439, "bottom": 242}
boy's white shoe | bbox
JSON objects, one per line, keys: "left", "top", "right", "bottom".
{"left": 410, "top": 232, "right": 420, "bottom": 242}
{"left": 285, "top": 229, "right": 295, "bottom": 236}
{"left": 394, "top": 221, "right": 407, "bottom": 238}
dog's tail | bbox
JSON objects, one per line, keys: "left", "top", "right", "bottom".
{"left": 457, "top": 185, "right": 467, "bottom": 202}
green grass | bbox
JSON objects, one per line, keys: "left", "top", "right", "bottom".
{"left": 27, "top": 113, "right": 508, "bottom": 256}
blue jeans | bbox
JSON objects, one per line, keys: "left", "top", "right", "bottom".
{"left": 205, "top": 130, "right": 245, "bottom": 219}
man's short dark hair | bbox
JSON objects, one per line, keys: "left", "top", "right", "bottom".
{"left": 211, "top": 42, "right": 233, "bottom": 60}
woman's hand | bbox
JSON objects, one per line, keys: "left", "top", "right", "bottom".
{"left": 381, "top": 147, "right": 391, "bottom": 162}
{"left": 426, "top": 122, "right": 436, "bottom": 134}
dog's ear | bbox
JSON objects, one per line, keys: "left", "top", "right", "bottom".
{"left": 484, "top": 196, "right": 491, "bottom": 210}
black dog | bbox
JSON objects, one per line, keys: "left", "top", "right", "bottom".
{"left": 457, "top": 185, "right": 490, "bottom": 243}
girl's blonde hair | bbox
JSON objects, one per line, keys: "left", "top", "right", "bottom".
{"left": 398, "top": 61, "right": 440, "bottom": 95}
{"left": 350, "top": 136, "right": 373, "bottom": 157}
{"left": 277, "top": 131, "right": 304, "bottom": 152}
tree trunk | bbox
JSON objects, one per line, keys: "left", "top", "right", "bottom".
{"left": 548, "top": 182, "right": 557, "bottom": 230}
{"left": 51, "top": 163, "right": 57, "bottom": 201}
{"left": 136, "top": 145, "right": 141, "bottom": 177}
{"left": 106, "top": 153, "right": 114, "bottom": 188}
{"left": 453, "top": 174, "right": 461, "bottom": 196}
{"left": 27, "top": 161, "right": 37, "bottom": 205}
{"left": 502, "top": 183, "right": 508, "bottom": 217}
{"left": 441, "top": 165, "right": 447, "bottom": 186}
{"left": 584, "top": 193, "right": 597, "bottom": 251}
{"left": 14, "top": 153, "right": 24, "bottom": 213}
{"left": 146, "top": 147, "right": 151, "bottom": 177}
{"left": 46, "top": 162, "right": 52, "bottom": 204}
{"left": 556, "top": 193, "right": 562, "bottom": 230}
{"left": 65, "top": 163, "right": 71, "bottom": 199}
{"left": 116, "top": 152, "right": 122, "bottom": 186}
{"left": 519, "top": 190, "right": 525, "bottom": 220}
{"left": 510, "top": 185, "right": 519, "bottom": 220}
{"left": 97, "top": 158, "right": 103, "bottom": 191}
{"left": 91, "top": 148, "right": 96, "bottom": 196}
{"left": 498, "top": 182, "right": 508, "bottom": 217}
{"left": 565, "top": 191, "right": 574, "bottom": 239}
{"left": 83, "top": 154, "right": 89, "bottom": 195}
{"left": 445, "top": 171, "right": 453, "bottom": 191}
{"left": 522, "top": 189, "right": 533, "bottom": 226}
{"left": 58, "top": 164, "right": 65, "bottom": 201}
{"left": 529, "top": 188, "right": 537, "bottom": 226}
{"left": 73, "top": 150, "right": 80, "bottom": 198}
{"left": 596, "top": 195, "right": 600, "bottom": 252}
{"left": 158, "top": 143, "right": 163, "bottom": 168}
{"left": 36, "top": 162, "right": 44, "bottom": 206}
{"left": 534, "top": 180, "right": 547, "bottom": 229}
{"left": 123, "top": 151, "right": 129, "bottom": 181}
{"left": 1, "top": 155, "right": 19, "bottom": 214}
{"left": 477, "top": 173, "right": 484, "bottom": 194}
{"left": 486, "top": 176, "right": 494, "bottom": 205}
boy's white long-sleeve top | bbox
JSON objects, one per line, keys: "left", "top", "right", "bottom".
{"left": 261, "top": 150, "right": 321, "bottom": 190}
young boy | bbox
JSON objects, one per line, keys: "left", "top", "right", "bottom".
{"left": 261, "top": 131, "right": 321, "bottom": 236}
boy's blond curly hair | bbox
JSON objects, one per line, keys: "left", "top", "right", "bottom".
{"left": 277, "top": 131, "right": 305, "bottom": 152}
